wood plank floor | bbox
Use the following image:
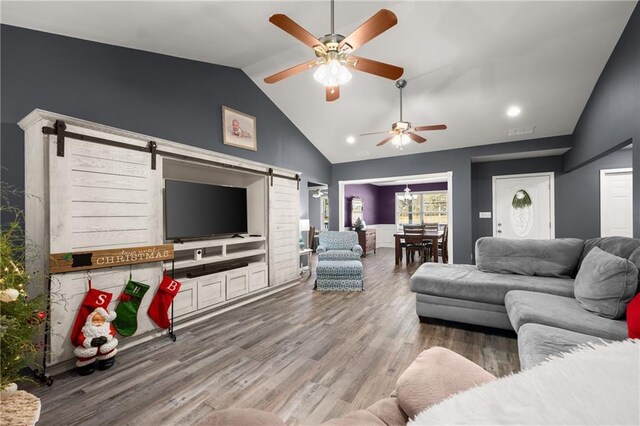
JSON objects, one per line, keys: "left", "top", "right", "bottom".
{"left": 32, "top": 248, "right": 519, "bottom": 425}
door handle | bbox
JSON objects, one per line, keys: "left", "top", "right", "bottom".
{"left": 497, "top": 223, "right": 502, "bottom": 226}
{"left": 497, "top": 230, "right": 502, "bottom": 233}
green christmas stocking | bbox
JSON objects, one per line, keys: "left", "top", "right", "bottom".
{"left": 113, "top": 280, "right": 150, "bottom": 336}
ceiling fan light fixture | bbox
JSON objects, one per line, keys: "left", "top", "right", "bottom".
{"left": 313, "top": 60, "right": 352, "bottom": 86}
{"left": 392, "top": 133, "right": 411, "bottom": 147}
{"left": 403, "top": 184, "right": 412, "bottom": 200}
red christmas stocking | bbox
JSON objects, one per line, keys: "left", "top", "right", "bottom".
{"left": 70, "top": 281, "right": 113, "bottom": 346}
{"left": 147, "top": 275, "right": 181, "bottom": 329}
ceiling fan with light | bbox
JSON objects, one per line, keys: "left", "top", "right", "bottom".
{"left": 264, "top": 0, "right": 404, "bottom": 102}
{"left": 312, "top": 188, "right": 328, "bottom": 198}
{"left": 361, "top": 79, "right": 448, "bottom": 148}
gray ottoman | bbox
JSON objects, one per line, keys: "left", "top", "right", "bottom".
{"left": 316, "top": 260, "right": 364, "bottom": 291}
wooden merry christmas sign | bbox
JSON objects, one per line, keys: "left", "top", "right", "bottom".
{"left": 49, "top": 244, "right": 174, "bottom": 274}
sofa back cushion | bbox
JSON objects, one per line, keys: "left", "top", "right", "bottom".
{"left": 475, "top": 237, "right": 584, "bottom": 278}
{"left": 574, "top": 247, "right": 638, "bottom": 319}
{"left": 579, "top": 236, "right": 640, "bottom": 270}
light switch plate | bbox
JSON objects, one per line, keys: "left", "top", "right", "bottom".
{"left": 479, "top": 212, "right": 492, "bottom": 219}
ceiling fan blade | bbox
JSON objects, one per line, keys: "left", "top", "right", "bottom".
{"left": 338, "top": 9, "right": 398, "bottom": 52}
{"left": 413, "top": 124, "right": 448, "bottom": 132}
{"left": 347, "top": 56, "right": 404, "bottom": 80}
{"left": 407, "top": 132, "right": 427, "bottom": 143}
{"left": 376, "top": 135, "right": 395, "bottom": 146}
{"left": 326, "top": 85, "right": 340, "bottom": 102}
{"left": 269, "top": 14, "right": 327, "bottom": 51}
{"left": 264, "top": 60, "right": 318, "bottom": 84}
{"left": 360, "top": 130, "right": 391, "bottom": 136}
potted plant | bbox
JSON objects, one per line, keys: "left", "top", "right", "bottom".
{"left": 353, "top": 217, "right": 364, "bottom": 231}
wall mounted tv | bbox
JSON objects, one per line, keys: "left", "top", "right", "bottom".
{"left": 164, "top": 179, "right": 248, "bottom": 241}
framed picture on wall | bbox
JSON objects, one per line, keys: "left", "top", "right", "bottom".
{"left": 222, "top": 106, "right": 257, "bottom": 151}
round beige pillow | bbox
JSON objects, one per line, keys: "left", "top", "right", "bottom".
{"left": 395, "top": 347, "right": 496, "bottom": 418}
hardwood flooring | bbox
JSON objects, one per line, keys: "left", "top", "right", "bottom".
{"left": 32, "top": 248, "right": 519, "bottom": 425}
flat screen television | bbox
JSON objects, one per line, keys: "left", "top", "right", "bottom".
{"left": 164, "top": 179, "right": 248, "bottom": 241}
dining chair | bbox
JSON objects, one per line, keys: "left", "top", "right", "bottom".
{"left": 403, "top": 224, "right": 428, "bottom": 264}
{"left": 420, "top": 223, "right": 439, "bottom": 259}
{"left": 438, "top": 225, "right": 449, "bottom": 263}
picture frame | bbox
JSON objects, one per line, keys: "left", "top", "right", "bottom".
{"left": 222, "top": 106, "right": 257, "bottom": 151}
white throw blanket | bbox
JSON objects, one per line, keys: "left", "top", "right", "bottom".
{"left": 411, "top": 340, "right": 640, "bottom": 425}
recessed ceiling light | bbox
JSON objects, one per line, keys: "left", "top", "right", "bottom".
{"left": 507, "top": 106, "right": 521, "bottom": 117}
{"left": 346, "top": 136, "right": 356, "bottom": 144}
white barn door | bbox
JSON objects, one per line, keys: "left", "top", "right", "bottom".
{"left": 268, "top": 176, "right": 300, "bottom": 286}
{"left": 493, "top": 173, "right": 554, "bottom": 239}
{"left": 47, "top": 134, "right": 163, "bottom": 365}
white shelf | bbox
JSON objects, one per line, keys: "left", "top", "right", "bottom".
{"left": 168, "top": 248, "right": 266, "bottom": 270}
{"left": 172, "top": 236, "right": 266, "bottom": 251}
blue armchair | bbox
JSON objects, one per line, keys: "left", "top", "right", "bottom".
{"left": 316, "top": 231, "right": 363, "bottom": 261}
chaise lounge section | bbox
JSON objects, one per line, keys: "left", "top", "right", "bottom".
{"left": 411, "top": 236, "right": 640, "bottom": 369}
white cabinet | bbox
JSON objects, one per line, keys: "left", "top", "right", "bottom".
{"left": 197, "top": 273, "right": 226, "bottom": 309}
{"left": 173, "top": 278, "right": 198, "bottom": 317}
{"left": 226, "top": 268, "right": 249, "bottom": 299}
{"left": 249, "top": 263, "right": 268, "bottom": 292}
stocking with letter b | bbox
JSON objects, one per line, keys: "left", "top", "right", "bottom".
{"left": 148, "top": 275, "right": 181, "bottom": 329}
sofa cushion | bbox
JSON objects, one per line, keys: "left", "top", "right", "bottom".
{"left": 410, "top": 263, "right": 574, "bottom": 305}
{"left": 476, "top": 237, "right": 584, "bottom": 278}
{"left": 574, "top": 247, "right": 638, "bottom": 319}
{"left": 395, "top": 347, "right": 495, "bottom": 419}
{"left": 504, "top": 290, "right": 628, "bottom": 340}
{"left": 578, "top": 236, "right": 640, "bottom": 273}
{"left": 321, "top": 410, "right": 386, "bottom": 426}
{"left": 517, "top": 323, "right": 610, "bottom": 370}
{"left": 365, "top": 398, "right": 408, "bottom": 426}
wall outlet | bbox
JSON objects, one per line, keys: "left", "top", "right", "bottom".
{"left": 194, "top": 249, "right": 203, "bottom": 261}
{"left": 479, "top": 212, "right": 492, "bottom": 219}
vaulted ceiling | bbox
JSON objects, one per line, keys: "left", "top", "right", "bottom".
{"left": 2, "top": 1, "right": 636, "bottom": 163}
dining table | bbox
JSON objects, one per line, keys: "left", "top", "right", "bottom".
{"left": 393, "top": 231, "right": 443, "bottom": 265}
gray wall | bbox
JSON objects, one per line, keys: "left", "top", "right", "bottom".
{"left": 563, "top": 4, "right": 639, "bottom": 237}
{"left": 471, "top": 147, "right": 632, "bottom": 258}
{"left": 0, "top": 25, "right": 331, "bottom": 219}
{"left": 331, "top": 136, "right": 572, "bottom": 264}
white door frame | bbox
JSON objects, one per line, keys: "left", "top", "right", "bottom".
{"left": 492, "top": 172, "right": 555, "bottom": 238}
{"left": 338, "top": 171, "right": 453, "bottom": 263}
{"left": 600, "top": 168, "right": 633, "bottom": 237}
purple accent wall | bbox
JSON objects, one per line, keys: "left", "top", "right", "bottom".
{"left": 344, "top": 184, "right": 379, "bottom": 227}
{"left": 344, "top": 182, "right": 448, "bottom": 227}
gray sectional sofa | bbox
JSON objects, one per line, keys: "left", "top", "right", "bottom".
{"left": 410, "top": 236, "right": 640, "bottom": 369}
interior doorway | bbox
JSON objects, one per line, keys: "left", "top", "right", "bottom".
{"left": 308, "top": 182, "right": 328, "bottom": 251}
{"left": 338, "top": 172, "right": 453, "bottom": 263}
{"left": 492, "top": 172, "right": 554, "bottom": 239}
{"left": 600, "top": 168, "right": 633, "bottom": 237}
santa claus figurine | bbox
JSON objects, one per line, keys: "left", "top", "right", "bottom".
{"left": 73, "top": 307, "right": 118, "bottom": 376}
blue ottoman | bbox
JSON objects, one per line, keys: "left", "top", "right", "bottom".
{"left": 316, "top": 260, "right": 364, "bottom": 291}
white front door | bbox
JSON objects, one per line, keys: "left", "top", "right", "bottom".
{"left": 601, "top": 168, "right": 633, "bottom": 237}
{"left": 493, "top": 173, "right": 554, "bottom": 239}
